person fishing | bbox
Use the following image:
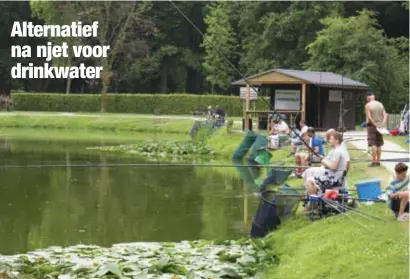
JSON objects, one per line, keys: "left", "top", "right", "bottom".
{"left": 305, "top": 132, "right": 348, "bottom": 200}
{"left": 365, "top": 92, "right": 388, "bottom": 167}
{"left": 295, "top": 131, "right": 311, "bottom": 178}
{"left": 290, "top": 119, "right": 308, "bottom": 156}
{"left": 303, "top": 128, "right": 350, "bottom": 189}
{"left": 268, "top": 114, "right": 290, "bottom": 149}
{"left": 307, "top": 127, "right": 324, "bottom": 163}
{"left": 214, "top": 105, "right": 226, "bottom": 126}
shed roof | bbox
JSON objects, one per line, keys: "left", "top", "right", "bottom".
{"left": 232, "top": 69, "right": 369, "bottom": 89}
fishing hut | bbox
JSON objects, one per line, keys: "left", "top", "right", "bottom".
{"left": 232, "top": 69, "right": 369, "bottom": 131}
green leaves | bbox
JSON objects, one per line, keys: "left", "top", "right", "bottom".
{"left": 97, "top": 141, "right": 216, "bottom": 161}
{"left": 202, "top": 2, "right": 238, "bottom": 90}
{"left": 305, "top": 10, "right": 409, "bottom": 113}
{"left": 0, "top": 240, "right": 269, "bottom": 278}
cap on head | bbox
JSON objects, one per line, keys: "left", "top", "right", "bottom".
{"left": 272, "top": 114, "right": 280, "bottom": 121}
{"left": 366, "top": 91, "right": 375, "bottom": 101}
{"left": 308, "top": 127, "right": 315, "bottom": 134}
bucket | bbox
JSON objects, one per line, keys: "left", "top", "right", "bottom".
{"left": 355, "top": 179, "right": 382, "bottom": 202}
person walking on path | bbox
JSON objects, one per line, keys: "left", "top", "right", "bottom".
{"left": 365, "top": 92, "right": 388, "bottom": 167}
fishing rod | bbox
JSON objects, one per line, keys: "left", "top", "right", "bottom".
{"left": 0, "top": 156, "right": 407, "bottom": 169}
{"left": 321, "top": 199, "right": 369, "bottom": 230}
{"left": 0, "top": 155, "right": 407, "bottom": 169}
{"left": 348, "top": 148, "right": 409, "bottom": 155}
{"left": 0, "top": 162, "right": 337, "bottom": 169}
{"left": 168, "top": 0, "right": 322, "bottom": 159}
{"left": 325, "top": 199, "right": 387, "bottom": 222}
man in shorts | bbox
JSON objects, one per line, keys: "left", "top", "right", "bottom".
{"left": 303, "top": 128, "right": 350, "bottom": 189}
{"left": 365, "top": 92, "right": 388, "bottom": 167}
{"left": 306, "top": 132, "right": 348, "bottom": 195}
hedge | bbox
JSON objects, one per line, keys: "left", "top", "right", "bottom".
{"left": 12, "top": 93, "right": 271, "bottom": 116}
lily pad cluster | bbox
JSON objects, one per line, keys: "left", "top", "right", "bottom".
{"left": 94, "top": 141, "right": 215, "bottom": 160}
{"left": 0, "top": 239, "right": 276, "bottom": 279}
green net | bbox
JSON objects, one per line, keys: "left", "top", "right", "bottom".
{"left": 232, "top": 131, "right": 257, "bottom": 160}
{"left": 254, "top": 150, "right": 272, "bottom": 165}
{"left": 250, "top": 134, "right": 268, "bottom": 160}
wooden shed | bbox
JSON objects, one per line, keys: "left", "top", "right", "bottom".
{"left": 232, "top": 69, "right": 369, "bottom": 131}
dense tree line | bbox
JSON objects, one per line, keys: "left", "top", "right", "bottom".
{"left": 0, "top": 1, "right": 408, "bottom": 112}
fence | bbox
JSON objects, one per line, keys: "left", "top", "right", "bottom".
{"left": 387, "top": 114, "right": 401, "bottom": 130}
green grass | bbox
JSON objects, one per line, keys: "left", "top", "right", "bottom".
{"left": 0, "top": 128, "right": 189, "bottom": 143}
{"left": 266, "top": 204, "right": 409, "bottom": 279}
{"left": 0, "top": 114, "right": 194, "bottom": 134}
{"left": 262, "top": 144, "right": 408, "bottom": 279}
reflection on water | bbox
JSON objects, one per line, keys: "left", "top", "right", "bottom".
{"left": 0, "top": 136, "right": 259, "bottom": 255}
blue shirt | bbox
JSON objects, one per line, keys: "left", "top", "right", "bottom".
{"left": 311, "top": 136, "right": 325, "bottom": 156}
{"left": 386, "top": 175, "right": 409, "bottom": 196}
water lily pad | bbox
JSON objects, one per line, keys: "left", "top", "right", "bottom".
{"left": 218, "top": 267, "right": 242, "bottom": 278}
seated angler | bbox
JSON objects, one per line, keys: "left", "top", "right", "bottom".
{"left": 268, "top": 114, "right": 290, "bottom": 149}
{"left": 295, "top": 132, "right": 311, "bottom": 178}
{"left": 214, "top": 105, "right": 226, "bottom": 126}
{"left": 307, "top": 127, "right": 325, "bottom": 164}
{"left": 303, "top": 128, "right": 350, "bottom": 190}
{"left": 290, "top": 120, "right": 308, "bottom": 156}
{"left": 306, "top": 132, "right": 348, "bottom": 197}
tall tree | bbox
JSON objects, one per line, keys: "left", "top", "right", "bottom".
{"left": 342, "top": 1, "right": 409, "bottom": 38}
{"left": 237, "top": 2, "right": 343, "bottom": 75}
{"left": 0, "top": 2, "right": 33, "bottom": 95}
{"left": 30, "top": 0, "right": 79, "bottom": 94}
{"left": 305, "top": 10, "right": 408, "bottom": 112}
{"left": 125, "top": 2, "right": 205, "bottom": 94}
{"left": 201, "top": 2, "right": 238, "bottom": 91}
{"left": 69, "top": 1, "right": 153, "bottom": 111}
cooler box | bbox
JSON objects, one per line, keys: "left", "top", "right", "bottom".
{"left": 355, "top": 179, "right": 382, "bottom": 202}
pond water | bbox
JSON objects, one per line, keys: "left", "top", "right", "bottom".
{"left": 0, "top": 132, "right": 259, "bottom": 255}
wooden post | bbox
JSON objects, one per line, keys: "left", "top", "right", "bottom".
{"left": 243, "top": 181, "right": 248, "bottom": 232}
{"left": 302, "top": 83, "right": 306, "bottom": 121}
{"left": 244, "top": 84, "right": 250, "bottom": 131}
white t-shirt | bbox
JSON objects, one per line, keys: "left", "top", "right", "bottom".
{"left": 274, "top": 121, "right": 289, "bottom": 134}
{"left": 300, "top": 125, "right": 308, "bottom": 136}
{"left": 326, "top": 145, "right": 349, "bottom": 179}
{"left": 341, "top": 142, "right": 350, "bottom": 161}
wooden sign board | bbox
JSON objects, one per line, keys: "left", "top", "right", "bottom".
{"left": 274, "top": 90, "right": 301, "bottom": 110}
{"left": 240, "top": 87, "right": 258, "bottom": 100}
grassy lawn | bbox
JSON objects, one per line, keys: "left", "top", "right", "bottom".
{"left": 266, "top": 203, "right": 408, "bottom": 279}
{"left": 0, "top": 128, "right": 189, "bottom": 143}
{"left": 0, "top": 114, "right": 195, "bottom": 134}
{"left": 262, "top": 145, "right": 407, "bottom": 279}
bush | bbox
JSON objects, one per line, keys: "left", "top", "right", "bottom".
{"left": 12, "top": 93, "right": 270, "bottom": 117}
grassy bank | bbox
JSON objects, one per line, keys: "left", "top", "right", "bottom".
{"left": 266, "top": 204, "right": 408, "bottom": 279}
{"left": 0, "top": 113, "right": 194, "bottom": 134}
